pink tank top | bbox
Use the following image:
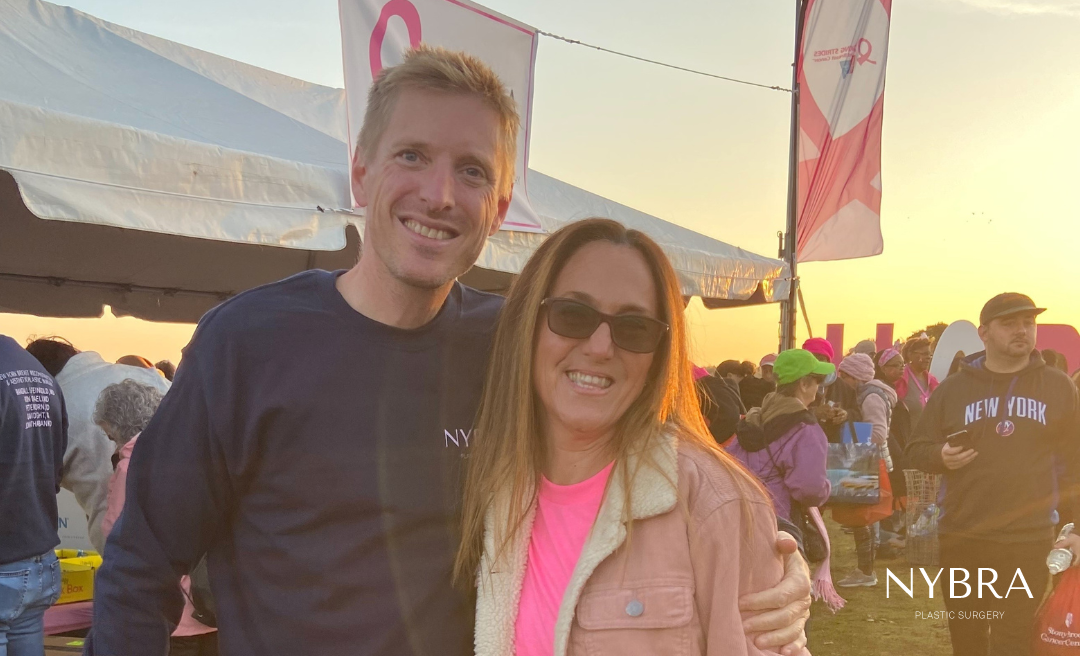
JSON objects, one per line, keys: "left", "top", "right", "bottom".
{"left": 514, "top": 462, "right": 614, "bottom": 656}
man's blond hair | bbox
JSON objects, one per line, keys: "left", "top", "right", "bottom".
{"left": 357, "top": 45, "right": 520, "bottom": 199}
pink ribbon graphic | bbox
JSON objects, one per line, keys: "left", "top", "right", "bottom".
{"left": 856, "top": 38, "right": 876, "bottom": 65}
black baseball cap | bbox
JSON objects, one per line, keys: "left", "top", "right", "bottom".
{"left": 980, "top": 293, "right": 1046, "bottom": 326}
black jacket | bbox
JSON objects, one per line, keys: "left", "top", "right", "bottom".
{"left": 699, "top": 375, "right": 745, "bottom": 443}
{"left": 740, "top": 376, "right": 776, "bottom": 411}
{"left": 905, "top": 351, "right": 1080, "bottom": 542}
{"left": 888, "top": 399, "right": 912, "bottom": 497}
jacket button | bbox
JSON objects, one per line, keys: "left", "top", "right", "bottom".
{"left": 626, "top": 600, "right": 644, "bottom": 617}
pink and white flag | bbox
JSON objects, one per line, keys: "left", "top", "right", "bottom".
{"left": 339, "top": 0, "right": 543, "bottom": 232}
{"left": 796, "top": 0, "right": 891, "bottom": 262}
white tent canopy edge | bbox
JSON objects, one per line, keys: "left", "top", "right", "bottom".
{"left": 0, "top": 0, "right": 790, "bottom": 322}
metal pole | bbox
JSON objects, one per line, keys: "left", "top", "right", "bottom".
{"left": 779, "top": 0, "right": 806, "bottom": 352}
{"left": 797, "top": 286, "right": 813, "bottom": 338}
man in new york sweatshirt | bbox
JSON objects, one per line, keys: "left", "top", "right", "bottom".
{"left": 906, "top": 293, "right": 1080, "bottom": 656}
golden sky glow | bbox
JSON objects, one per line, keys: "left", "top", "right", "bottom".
{"left": 4, "top": 0, "right": 1078, "bottom": 367}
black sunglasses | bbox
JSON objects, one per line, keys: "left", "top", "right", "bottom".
{"left": 540, "top": 298, "right": 669, "bottom": 354}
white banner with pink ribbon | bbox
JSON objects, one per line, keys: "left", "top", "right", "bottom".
{"left": 339, "top": 0, "right": 543, "bottom": 232}
{"left": 796, "top": 0, "right": 891, "bottom": 262}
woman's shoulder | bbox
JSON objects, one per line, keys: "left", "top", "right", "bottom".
{"left": 675, "top": 440, "right": 772, "bottom": 516}
{"left": 786, "top": 417, "right": 827, "bottom": 442}
{"left": 862, "top": 380, "right": 898, "bottom": 405}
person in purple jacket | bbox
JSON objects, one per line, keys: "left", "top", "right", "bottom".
{"left": 727, "top": 349, "right": 833, "bottom": 551}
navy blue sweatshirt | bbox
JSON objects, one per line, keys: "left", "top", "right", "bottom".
{"left": 86, "top": 271, "right": 501, "bottom": 656}
{"left": 905, "top": 351, "right": 1080, "bottom": 542}
{"left": 0, "top": 335, "right": 68, "bottom": 564}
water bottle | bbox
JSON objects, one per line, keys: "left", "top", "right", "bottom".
{"left": 879, "top": 441, "right": 894, "bottom": 473}
{"left": 1047, "top": 523, "right": 1075, "bottom": 575}
{"left": 911, "top": 505, "right": 939, "bottom": 537}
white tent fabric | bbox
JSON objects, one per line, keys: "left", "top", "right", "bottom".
{"left": 0, "top": 0, "right": 789, "bottom": 321}
{"left": 0, "top": 0, "right": 352, "bottom": 250}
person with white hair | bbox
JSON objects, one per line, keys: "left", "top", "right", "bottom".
{"left": 93, "top": 380, "right": 162, "bottom": 458}
{"left": 95, "top": 379, "right": 217, "bottom": 656}
{"left": 95, "top": 380, "right": 164, "bottom": 543}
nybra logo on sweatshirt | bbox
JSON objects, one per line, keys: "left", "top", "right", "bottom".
{"left": 443, "top": 428, "right": 474, "bottom": 448}
{"left": 963, "top": 396, "right": 1048, "bottom": 427}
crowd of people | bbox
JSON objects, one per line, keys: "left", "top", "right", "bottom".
{"left": 695, "top": 293, "right": 1080, "bottom": 656}
{"left": 1, "top": 44, "right": 1078, "bottom": 656}
{"left": 0, "top": 336, "right": 208, "bottom": 654}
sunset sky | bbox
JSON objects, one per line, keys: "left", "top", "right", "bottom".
{"left": 2, "top": 0, "right": 1078, "bottom": 366}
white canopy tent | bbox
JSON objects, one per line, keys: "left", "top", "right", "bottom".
{"left": 0, "top": 0, "right": 790, "bottom": 323}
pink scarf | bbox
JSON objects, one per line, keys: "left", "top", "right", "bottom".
{"left": 807, "top": 507, "right": 846, "bottom": 613}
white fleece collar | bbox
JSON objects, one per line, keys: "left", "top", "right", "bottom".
{"left": 473, "top": 431, "right": 680, "bottom": 656}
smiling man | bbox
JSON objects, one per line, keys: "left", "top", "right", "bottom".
{"left": 906, "top": 293, "right": 1080, "bottom": 656}
{"left": 86, "top": 46, "right": 810, "bottom": 656}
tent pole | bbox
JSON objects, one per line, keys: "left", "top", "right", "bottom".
{"left": 780, "top": 0, "right": 806, "bottom": 352}
{"left": 797, "top": 286, "right": 813, "bottom": 338}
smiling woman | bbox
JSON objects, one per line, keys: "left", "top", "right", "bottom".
{"left": 455, "top": 218, "right": 801, "bottom": 656}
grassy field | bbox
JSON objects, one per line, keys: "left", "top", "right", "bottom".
{"left": 807, "top": 518, "right": 953, "bottom": 656}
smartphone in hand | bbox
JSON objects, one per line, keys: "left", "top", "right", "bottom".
{"left": 946, "top": 429, "right": 975, "bottom": 451}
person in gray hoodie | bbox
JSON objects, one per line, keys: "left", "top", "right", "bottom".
{"left": 834, "top": 353, "right": 898, "bottom": 588}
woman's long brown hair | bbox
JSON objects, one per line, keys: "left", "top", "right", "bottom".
{"left": 453, "top": 218, "right": 766, "bottom": 586}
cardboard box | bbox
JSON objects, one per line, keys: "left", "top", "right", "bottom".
{"left": 56, "top": 489, "right": 93, "bottom": 551}
{"left": 54, "top": 551, "right": 102, "bottom": 605}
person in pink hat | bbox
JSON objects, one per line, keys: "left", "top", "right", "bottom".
{"left": 833, "top": 353, "right": 899, "bottom": 589}
{"left": 760, "top": 354, "right": 778, "bottom": 384}
{"left": 802, "top": 338, "right": 850, "bottom": 433}
{"left": 802, "top": 338, "right": 835, "bottom": 364}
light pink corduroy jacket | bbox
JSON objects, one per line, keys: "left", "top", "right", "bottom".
{"left": 474, "top": 432, "right": 784, "bottom": 656}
